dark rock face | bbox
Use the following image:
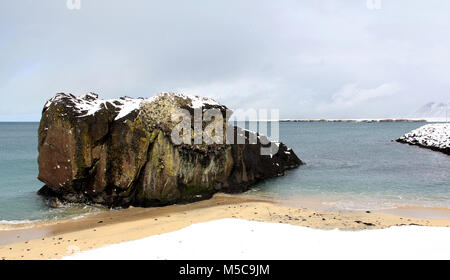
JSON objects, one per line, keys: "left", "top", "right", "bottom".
{"left": 37, "top": 93, "right": 304, "bottom": 207}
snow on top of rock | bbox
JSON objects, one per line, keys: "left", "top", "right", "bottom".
{"left": 152, "top": 92, "right": 220, "bottom": 109}
{"left": 44, "top": 93, "right": 150, "bottom": 121}
{"left": 190, "top": 95, "right": 220, "bottom": 108}
{"left": 398, "top": 123, "right": 450, "bottom": 149}
{"left": 44, "top": 92, "right": 222, "bottom": 121}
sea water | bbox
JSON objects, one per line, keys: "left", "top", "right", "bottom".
{"left": 253, "top": 122, "right": 450, "bottom": 211}
{"left": 0, "top": 121, "right": 449, "bottom": 223}
{"left": 0, "top": 122, "right": 103, "bottom": 223}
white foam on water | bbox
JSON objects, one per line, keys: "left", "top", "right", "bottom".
{"left": 0, "top": 220, "right": 37, "bottom": 231}
{"left": 0, "top": 220, "right": 34, "bottom": 225}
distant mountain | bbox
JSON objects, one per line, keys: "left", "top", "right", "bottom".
{"left": 413, "top": 102, "right": 449, "bottom": 119}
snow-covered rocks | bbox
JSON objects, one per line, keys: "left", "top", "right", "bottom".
{"left": 396, "top": 124, "right": 450, "bottom": 155}
{"left": 43, "top": 92, "right": 222, "bottom": 121}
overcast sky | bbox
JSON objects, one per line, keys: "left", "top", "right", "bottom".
{"left": 1, "top": 0, "right": 449, "bottom": 121}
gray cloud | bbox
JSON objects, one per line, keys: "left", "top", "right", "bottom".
{"left": 1, "top": 0, "right": 449, "bottom": 120}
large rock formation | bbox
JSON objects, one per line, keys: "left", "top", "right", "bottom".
{"left": 37, "top": 92, "right": 303, "bottom": 207}
{"left": 396, "top": 124, "right": 450, "bottom": 155}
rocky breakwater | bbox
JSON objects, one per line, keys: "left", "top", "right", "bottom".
{"left": 396, "top": 123, "right": 450, "bottom": 155}
{"left": 37, "top": 92, "right": 303, "bottom": 207}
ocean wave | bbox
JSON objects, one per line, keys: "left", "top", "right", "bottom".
{"left": 0, "top": 219, "right": 35, "bottom": 225}
{"left": 0, "top": 219, "right": 39, "bottom": 231}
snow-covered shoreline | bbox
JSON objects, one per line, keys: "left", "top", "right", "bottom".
{"left": 397, "top": 123, "right": 450, "bottom": 155}
{"left": 64, "top": 218, "right": 450, "bottom": 260}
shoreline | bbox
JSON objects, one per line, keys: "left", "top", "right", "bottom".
{"left": 1, "top": 193, "right": 450, "bottom": 260}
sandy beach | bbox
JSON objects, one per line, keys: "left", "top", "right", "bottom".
{"left": 1, "top": 193, "right": 450, "bottom": 260}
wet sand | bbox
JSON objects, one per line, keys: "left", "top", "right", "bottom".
{"left": 1, "top": 193, "right": 450, "bottom": 260}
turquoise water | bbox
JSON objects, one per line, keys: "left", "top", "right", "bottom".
{"left": 0, "top": 123, "right": 103, "bottom": 223}
{"left": 253, "top": 122, "right": 450, "bottom": 210}
{"left": 0, "top": 122, "right": 449, "bottom": 223}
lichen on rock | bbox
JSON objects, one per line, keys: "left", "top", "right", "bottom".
{"left": 37, "top": 92, "right": 304, "bottom": 207}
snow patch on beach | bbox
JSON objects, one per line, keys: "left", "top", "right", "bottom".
{"left": 64, "top": 219, "right": 450, "bottom": 260}
{"left": 398, "top": 123, "right": 450, "bottom": 150}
